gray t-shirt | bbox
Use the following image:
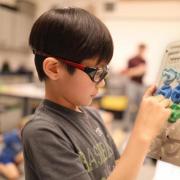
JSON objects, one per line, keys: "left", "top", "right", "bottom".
{"left": 22, "top": 99, "right": 120, "bottom": 180}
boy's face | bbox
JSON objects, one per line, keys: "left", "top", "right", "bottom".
{"left": 44, "top": 57, "right": 106, "bottom": 109}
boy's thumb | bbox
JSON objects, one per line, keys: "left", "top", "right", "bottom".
{"left": 143, "top": 85, "right": 157, "bottom": 98}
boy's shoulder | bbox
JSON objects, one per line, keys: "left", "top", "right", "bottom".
{"left": 21, "top": 113, "right": 56, "bottom": 137}
{"left": 21, "top": 103, "right": 103, "bottom": 139}
{"left": 21, "top": 113, "right": 71, "bottom": 149}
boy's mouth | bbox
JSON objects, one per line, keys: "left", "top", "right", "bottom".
{"left": 91, "top": 93, "right": 97, "bottom": 97}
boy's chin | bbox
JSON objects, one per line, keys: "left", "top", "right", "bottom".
{"left": 80, "top": 99, "right": 93, "bottom": 107}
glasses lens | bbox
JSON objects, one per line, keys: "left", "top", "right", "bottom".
{"left": 94, "top": 67, "right": 108, "bottom": 83}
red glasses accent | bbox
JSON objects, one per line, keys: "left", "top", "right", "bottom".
{"left": 33, "top": 50, "right": 109, "bottom": 83}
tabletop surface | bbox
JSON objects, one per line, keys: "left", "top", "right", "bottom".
{"left": 0, "top": 83, "right": 44, "bottom": 99}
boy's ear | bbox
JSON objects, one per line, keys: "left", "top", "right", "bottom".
{"left": 43, "top": 57, "right": 62, "bottom": 80}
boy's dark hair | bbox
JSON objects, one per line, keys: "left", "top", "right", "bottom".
{"left": 29, "top": 7, "right": 113, "bottom": 81}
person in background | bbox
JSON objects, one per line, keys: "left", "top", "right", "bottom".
{"left": 121, "top": 44, "right": 147, "bottom": 85}
{"left": 1, "top": 60, "right": 11, "bottom": 74}
{"left": 0, "top": 116, "right": 29, "bottom": 179}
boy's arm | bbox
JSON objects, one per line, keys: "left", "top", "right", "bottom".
{"left": 109, "top": 132, "right": 150, "bottom": 180}
{"left": 108, "top": 85, "right": 171, "bottom": 180}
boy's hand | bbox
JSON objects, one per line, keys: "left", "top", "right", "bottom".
{"left": 134, "top": 85, "right": 172, "bottom": 142}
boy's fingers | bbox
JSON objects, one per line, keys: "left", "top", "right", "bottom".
{"left": 143, "top": 85, "right": 156, "bottom": 98}
{"left": 154, "top": 95, "right": 165, "bottom": 102}
{"left": 160, "top": 99, "right": 173, "bottom": 108}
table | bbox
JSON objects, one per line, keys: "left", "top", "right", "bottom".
{"left": 0, "top": 83, "right": 44, "bottom": 116}
{"left": 153, "top": 160, "right": 180, "bottom": 180}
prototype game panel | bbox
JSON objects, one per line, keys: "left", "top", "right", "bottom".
{"left": 148, "top": 41, "right": 180, "bottom": 166}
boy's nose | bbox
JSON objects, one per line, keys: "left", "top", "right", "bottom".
{"left": 96, "top": 79, "right": 105, "bottom": 88}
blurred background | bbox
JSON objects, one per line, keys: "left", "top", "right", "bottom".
{"left": 0, "top": 0, "right": 180, "bottom": 179}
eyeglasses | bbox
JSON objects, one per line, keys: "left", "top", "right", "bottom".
{"left": 60, "top": 59, "right": 109, "bottom": 83}
{"left": 33, "top": 50, "right": 109, "bottom": 83}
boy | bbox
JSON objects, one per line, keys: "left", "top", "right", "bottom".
{"left": 22, "top": 7, "right": 171, "bottom": 180}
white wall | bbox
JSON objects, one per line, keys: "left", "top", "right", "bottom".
{"left": 106, "top": 20, "right": 180, "bottom": 85}
{"left": 34, "top": 0, "right": 99, "bottom": 17}
{"left": 102, "top": 1, "right": 180, "bottom": 85}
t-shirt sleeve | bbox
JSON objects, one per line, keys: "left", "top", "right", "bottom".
{"left": 22, "top": 120, "right": 91, "bottom": 180}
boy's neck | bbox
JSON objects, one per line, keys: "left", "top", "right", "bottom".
{"left": 45, "top": 87, "right": 81, "bottom": 113}
{"left": 45, "top": 95, "right": 81, "bottom": 112}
